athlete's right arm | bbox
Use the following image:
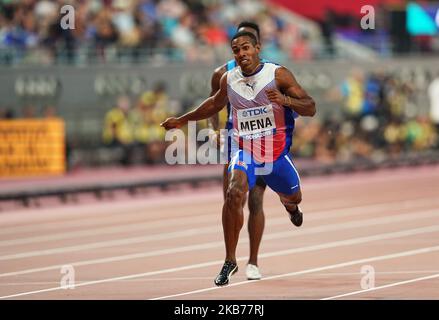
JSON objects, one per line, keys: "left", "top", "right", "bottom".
{"left": 161, "top": 73, "right": 228, "bottom": 130}
{"left": 208, "top": 65, "right": 227, "bottom": 130}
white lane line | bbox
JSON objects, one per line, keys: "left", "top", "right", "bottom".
{"left": 0, "top": 228, "right": 219, "bottom": 261}
{"left": 0, "top": 197, "right": 335, "bottom": 236}
{"left": 1, "top": 225, "right": 438, "bottom": 299}
{"left": 151, "top": 245, "right": 439, "bottom": 300}
{"left": 0, "top": 218, "right": 216, "bottom": 247}
{"left": 1, "top": 208, "right": 438, "bottom": 277}
{"left": 0, "top": 205, "right": 217, "bottom": 236}
{"left": 0, "top": 277, "right": 220, "bottom": 286}
{"left": 1, "top": 196, "right": 438, "bottom": 261}
{"left": 0, "top": 188, "right": 223, "bottom": 226}
{"left": 306, "top": 270, "right": 439, "bottom": 276}
{"left": 2, "top": 196, "right": 439, "bottom": 247}
{"left": 321, "top": 273, "right": 439, "bottom": 300}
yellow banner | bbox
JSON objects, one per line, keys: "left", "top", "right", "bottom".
{"left": 0, "top": 119, "right": 66, "bottom": 177}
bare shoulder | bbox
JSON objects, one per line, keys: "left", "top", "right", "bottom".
{"left": 275, "top": 66, "right": 297, "bottom": 82}
{"left": 275, "top": 66, "right": 301, "bottom": 91}
{"left": 214, "top": 64, "right": 228, "bottom": 76}
{"left": 210, "top": 64, "right": 228, "bottom": 94}
{"left": 212, "top": 64, "right": 228, "bottom": 81}
{"left": 219, "top": 71, "right": 228, "bottom": 88}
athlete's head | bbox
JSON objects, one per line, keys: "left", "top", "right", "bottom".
{"left": 237, "top": 21, "right": 261, "bottom": 44}
{"left": 231, "top": 31, "right": 260, "bottom": 72}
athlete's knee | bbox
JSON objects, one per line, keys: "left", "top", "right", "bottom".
{"left": 248, "top": 197, "right": 263, "bottom": 215}
{"left": 280, "top": 190, "right": 302, "bottom": 207}
{"left": 248, "top": 187, "right": 264, "bottom": 214}
{"left": 226, "top": 185, "right": 246, "bottom": 208}
{"left": 293, "top": 191, "right": 302, "bottom": 204}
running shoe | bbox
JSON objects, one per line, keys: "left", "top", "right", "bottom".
{"left": 287, "top": 206, "right": 303, "bottom": 227}
{"left": 246, "top": 264, "right": 262, "bottom": 280}
{"left": 214, "top": 261, "right": 238, "bottom": 286}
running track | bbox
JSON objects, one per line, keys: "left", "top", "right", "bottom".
{"left": 0, "top": 165, "right": 438, "bottom": 300}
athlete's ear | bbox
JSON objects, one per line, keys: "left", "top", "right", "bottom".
{"left": 255, "top": 43, "right": 261, "bottom": 53}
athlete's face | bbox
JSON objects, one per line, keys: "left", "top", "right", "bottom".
{"left": 231, "top": 36, "right": 261, "bottom": 72}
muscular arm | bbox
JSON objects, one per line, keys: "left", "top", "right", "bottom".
{"left": 271, "top": 67, "right": 316, "bottom": 117}
{"left": 161, "top": 73, "right": 229, "bottom": 129}
{"left": 208, "top": 65, "right": 227, "bottom": 130}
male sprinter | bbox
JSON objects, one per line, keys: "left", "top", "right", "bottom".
{"left": 161, "top": 31, "right": 316, "bottom": 286}
{"left": 209, "top": 21, "right": 301, "bottom": 281}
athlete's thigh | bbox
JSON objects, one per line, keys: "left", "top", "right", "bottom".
{"left": 222, "top": 163, "right": 229, "bottom": 200}
{"left": 228, "top": 149, "right": 256, "bottom": 191}
{"left": 263, "top": 153, "right": 301, "bottom": 195}
{"left": 227, "top": 168, "right": 249, "bottom": 195}
{"left": 222, "top": 131, "right": 233, "bottom": 199}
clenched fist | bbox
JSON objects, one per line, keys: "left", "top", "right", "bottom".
{"left": 265, "top": 88, "right": 286, "bottom": 106}
{"left": 161, "top": 117, "right": 184, "bottom": 130}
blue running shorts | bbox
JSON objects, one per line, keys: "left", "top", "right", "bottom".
{"left": 228, "top": 150, "right": 301, "bottom": 195}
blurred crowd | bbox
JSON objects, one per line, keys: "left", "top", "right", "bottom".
{"left": 0, "top": 0, "right": 320, "bottom": 65}
{"left": 1, "top": 0, "right": 439, "bottom": 66}
{"left": 101, "top": 81, "right": 182, "bottom": 165}
{"left": 292, "top": 70, "right": 439, "bottom": 164}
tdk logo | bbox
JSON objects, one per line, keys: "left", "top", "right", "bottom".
{"left": 242, "top": 107, "right": 267, "bottom": 118}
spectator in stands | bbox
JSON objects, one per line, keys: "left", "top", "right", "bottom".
{"left": 363, "top": 72, "right": 383, "bottom": 115}
{"left": 102, "top": 95, "right": 134, "bottom": 165}
{"left": 93, "top": 5, "right": 119, "bottom": 61}
{"left": 383, "top": 119, "right": 405, "bottom": 157}
{"left": 341, "top": 68, "right": 365, "bottom": 120}
{"left": 112, "top": 0, "right": 141, "bottom": 49}
{"left": 139, "top": 82, "right": 170, "bottom": 164}
{"left": 405, "top": 117, "right": 437, "bottom": 152}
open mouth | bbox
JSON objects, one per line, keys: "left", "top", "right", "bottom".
{"left": 240, "top": 58, "right": 249, "bottom": 64}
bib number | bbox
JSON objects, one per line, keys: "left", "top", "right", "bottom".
{"left": 237, "top": 104, "right": 276, "bottom": 140}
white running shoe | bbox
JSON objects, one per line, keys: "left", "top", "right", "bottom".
{"left": 246, "top": 264, "right": 262, "bottom": 280}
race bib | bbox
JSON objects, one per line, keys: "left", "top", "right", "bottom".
{"left": 237, "top": 104, "right": 276, "bottom": 140}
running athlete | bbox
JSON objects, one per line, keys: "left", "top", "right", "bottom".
{"left": 161, "top": 31, "right": 316, "bottom": 286}
{"left": 208, "top": 21, "right": 301, "bottom": 281}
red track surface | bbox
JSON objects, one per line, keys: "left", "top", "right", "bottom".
{"left": 0, "top": 165, "right": 438, "bottom": 300}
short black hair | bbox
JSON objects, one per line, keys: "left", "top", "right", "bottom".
{"left": 231, "top": 31, "right": 258, "bottom": 46}
{"left": 237, "top": 21, "right": 260, "bottom": 40}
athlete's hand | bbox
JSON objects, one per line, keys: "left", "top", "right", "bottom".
{"left": 266, "top": 88, "right": 286, "bottom": 106}
{"left": 161, "top": 117, "right": 183, "bottom": 130}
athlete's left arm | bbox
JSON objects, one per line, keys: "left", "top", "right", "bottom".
{"left": 267, "top": 67, "right": 316, "bottom": 117}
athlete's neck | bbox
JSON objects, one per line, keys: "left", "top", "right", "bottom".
{"left": 242, "top": 61, "right": 263, "bottom": 77}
